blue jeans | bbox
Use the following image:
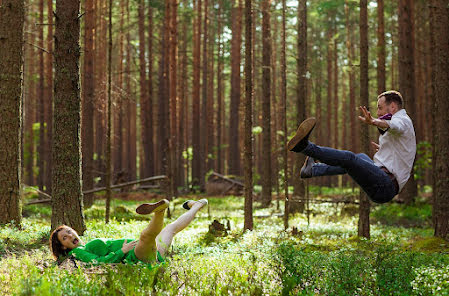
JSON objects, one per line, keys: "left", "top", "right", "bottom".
{"left": 302, "top": 142, "right": 398, "bottom": 203}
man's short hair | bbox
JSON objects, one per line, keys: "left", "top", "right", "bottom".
{"left": 377, "top": 90, "right": 403, "bottom": 108}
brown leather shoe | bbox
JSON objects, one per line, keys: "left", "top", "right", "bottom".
{"left": 287, "top": 117, "right": 316, "bottom": 152}
{"left": 136, "top": 199, "right": 169, "bottom": 215}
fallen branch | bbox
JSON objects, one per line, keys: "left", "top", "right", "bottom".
{"left": 210, "top": 172, "right": 244, "bottom": 187}
{"left": 24, "top": 175, "right": 168, "bottom": 205}
{"left": 82, "top": 175, "right": 168, "bottom": 194}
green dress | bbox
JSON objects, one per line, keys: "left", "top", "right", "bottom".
{"left": 68, "top": 238, "right": 164, "bottom": 268}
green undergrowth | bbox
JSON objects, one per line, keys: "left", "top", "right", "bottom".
{"left": 1, "top": 196, "right": 448, "bottom": 295}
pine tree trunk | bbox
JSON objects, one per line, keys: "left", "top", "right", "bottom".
{"left": 344, "top": 1, "right": 357, "bottom": 155}
{"left": 138, "top": 0, "right": 151, "bottom": 180}
{"left": 228, "top": 0, "right": 243, "bottom": 176}
{"left": 38, "top": 0, "right": 46, "bottom": 192}
{"left": 46, "top": 0, "right": 54, "bottom": 195}
{"left": 114, "top": 0, "right": 124, "bottom": 176}
{"left": 0, "top": 0, "right": 24, "bottom": 225}
{"left": 291, "top": 0, "right": 307, "bottom": 213}
{"left": 398, "top": 0, "right": 417, "bottom": 204}
{"left": 430, "top": 0, "right": 449, "bottom": 239}
{"left": 281, "top": 0, "right": 289, "bottom": 229}
{"left": 333, "top": 35, "right": 339, "bottom": 149}
{"left": 25, "top": 13, "right": 36, "bottom": 186}
{"left": 127, "top": 1, "right": 137, "bottom": 182}
{"left": 207, "top": 10, "right": 215, "bottom": 174}
{"left": 51, "top": 0, "right": 86, "bottom": 234}
{"left": 178, "top": 1, "right": 188, "bottom": 187}
{"left": 377, "top": 0, "right": 386, "bottom": 93}
{"left": 82, "top": 0, "right": 95, "bottom": 208}
{"left": 123, "top": 0, "right": 131, "bottom": 176}
{"left": 200, "top": 0, "right": 208, "bottom": 190}
{"left": 358, "top": 0, "right": 370, "bottom": 239}
{"left": 147, "top": 2, "right": 155, "bottom": 178}
{"left": 168, "top": 0, "right": 178, "bottom": 198}
{"left": 105, "top": 0, "right": 113, "bottom": 223}
{"left": 192, "top": 0, "right": 202, "bottom": 188}
{"left": 243, "top": 0, "right": 253, "bottom": 231}
{"left": 216, "top": 0, "right": 224, "bottom": 174}
{"left": 261, "top": 0, "right": 272, "bottom": 207}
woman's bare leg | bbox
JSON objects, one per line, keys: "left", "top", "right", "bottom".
{"left": 156, "top": 199, "right": 207, "bottom": 256}
{"left": 134, "top": 201, "right": 168, "bottom": 262}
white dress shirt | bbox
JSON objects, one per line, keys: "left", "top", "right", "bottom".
{"left": 373, "top": 109, "right": 416, "bottom": 192}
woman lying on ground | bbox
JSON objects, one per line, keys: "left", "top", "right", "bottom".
{"left": 49, "top": 199, "right": 208, "bottom": 267}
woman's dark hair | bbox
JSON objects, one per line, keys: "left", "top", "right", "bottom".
{"left": 49, "top": 225, "right": 71, "bottom": 260}
{"left": 378, "top": 90, "right": 403, "bottom": 108}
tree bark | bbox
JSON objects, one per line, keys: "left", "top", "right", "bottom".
{"left": 45, "top": 0, "right": 54, "bottom": 196}
{"left": 377, "top": 0, "right": 386, "bottom": 93}
{"left": 200, "top": 0, "right": 208, "bottom": 190}
{"left": 37, "top": 0, "right": 46, "bottom": 192}
{"left": 146, "top": 2, "right": 155, "bottom": 178}
{"left": 430, "top": 0, "right": 449, "bottom": 239}
{"left": 192, "top": 0, "right": 202, "bottom": 188}
{"left": 216, "top": 0, "right": 224, "bottom": 174}
{"left": 24, "top": 10, "right": 36, "bottom": 186}
{"left": 345, "top": 0, "right": 357, "bottom": 154}
{"left": 358, "top": 0, "right": 370, "bottom": 239}
{"left": 51, "top": 0, "right": 86, "bottom": 234}
{"left": 228, "top": 0, "right": 243, "bottom": 176}
{"left": 291, "top": 0, "right": 307, "bottom": 213}
{"left": 398, "top": 0, "right": 418, "bottom": 204}
{"left": 260, "top": 0, "right": 272, "bottom": 207}
{"left": 244, "top": 0, "right": 254, "bottom": 231}
{"left": 281, "top": 0, "right": 289, "bottom": 229}
{"left": 127, "top": 0, "right": 137, "bottom": 182}
{"left": 82, "top": 0, "right": 95, "bottom": 208}
{"left": 138, "top": 0, "right": 150, "bottom": 180}
{"left": 0, "top": 0, "right": 24, "bottom": 225}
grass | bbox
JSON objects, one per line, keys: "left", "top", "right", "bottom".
{"left": 1, "top": 193, "right": 448, "bottom": 295}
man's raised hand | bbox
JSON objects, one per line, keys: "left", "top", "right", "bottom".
{"left": 358, "top": 106, "right": 375, "bottom": 125}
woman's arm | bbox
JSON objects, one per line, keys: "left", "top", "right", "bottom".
{"left": 70, "top": 240, "right": 138, "bottom": 265}
{"left": 70, "top": 247, "right": 125, "bottom": 264}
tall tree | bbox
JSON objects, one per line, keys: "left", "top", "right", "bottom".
{"left": 37, "top": 0, "right": 46, "bottom": 192}
{"left": 51, "top": 0, "right": 86, "bottom": 234}
{"left": 216, "top": 0, "right": 224, "bottom": 174}
{"left": 398, "top": 0, "right": 417, "bottom": 204}
{"left": 345, "top": 0, "right": 357, "bottom": 154}
{"left": 105, "top": 0, "right": 113, "bottom": 223}
{"left": 127, "top": 0, "right": 137, "bottom": 182}
{"left": 24, "top": 13, "right": 36, "bottom": 186}
{"left": 377, "top": 0, "right": 386, "bottom": 93}
{"left": 358, "top": 0, "right": 370, "bottom": 239}
{"left": 0, "top": 0, "right": 25, "bottom": 225}
{"left": 430, "top": 0, "right": 449, "bottom": 239}
{"left": 260, "top": 0, "right": 272, "bottom": 207}
{"left": 243, "top": 0, "right": 253, "bottom": 231}
{"left": 291, "top": 0, "right": 308, "bottom": 212}
{"left": 228, "top": 0, "right": 243, "bottom": 176}
{"left": 138, "top": 0, "right": 150, "bottom": 179}
{"left": 168, "top": 0, "right": 178, "bottom": 198}
{"left": 200, "top": 0, "right": 209, "bottom": 190}
{"left": 46, "top": 0, "right": 54, "bottom": 195}
{"left": 82, "top": 0, "right": 95, "bottom": 208}
{"left": 281, "top": 0, "right": 289, "bottom": 229}
{"left": 146, "top": 0, "right": 155, "bottom": 178}
{"left": 192, "top": 0, "right": 202, "bottom": 188}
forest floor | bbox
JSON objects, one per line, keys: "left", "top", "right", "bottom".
{"left": 1, "top": 190, "right": 449, "bottom": 295}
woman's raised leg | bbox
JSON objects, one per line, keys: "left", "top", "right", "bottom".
{"left": 134, "top": 199, "right": 169, "bottom": 262}
{"left": 156, "top": 199, "right": 207, "bottom": 257}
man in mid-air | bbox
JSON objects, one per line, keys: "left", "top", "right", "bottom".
{"left": 288, "top": 90, "right": 416, "bottom": 204}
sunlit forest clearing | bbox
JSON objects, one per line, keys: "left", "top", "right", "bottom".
{"left": 1, "top": 193, "right": 449, "bottom": 295}
{"left": 1, "top": 0, "right": 449, "bottom": 294}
